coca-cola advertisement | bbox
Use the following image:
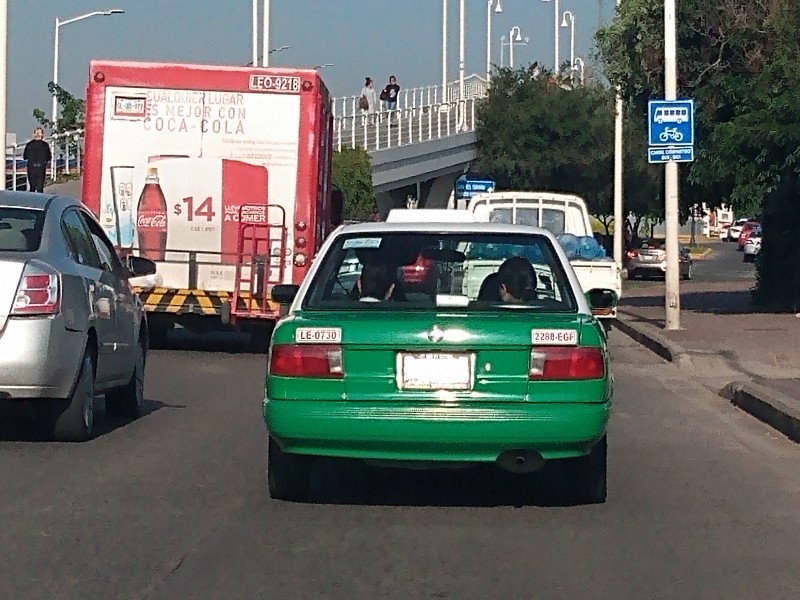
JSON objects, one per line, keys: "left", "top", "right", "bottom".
{"left": 95, "top": 80, "right": 302, "bottom": 291}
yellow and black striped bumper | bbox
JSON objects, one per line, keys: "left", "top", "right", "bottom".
{"left": 133, "top": 288, "right": 279, "bottom": 317}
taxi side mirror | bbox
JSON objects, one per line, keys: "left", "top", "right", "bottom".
{"left": 586, "top": 288, "right": 618, "bottom": 316}
{"left": 126, "top": 255, "right": 157, "bottom": 278}
{"left": 271, "top": 284, "right": 299, "bottom": 305}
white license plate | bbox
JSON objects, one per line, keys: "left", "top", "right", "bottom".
{"left": 398, "top": 353, "right": 473, "bottom": 390}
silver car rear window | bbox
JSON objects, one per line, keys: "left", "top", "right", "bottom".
{"left": 0, "top": 207, "right": 45, "bottom": 252}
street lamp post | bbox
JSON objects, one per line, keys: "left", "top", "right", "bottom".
{"left": 252, "top": 0, "right": 258, "bottom": 67}
{"left": 508, "top": 26, "right": 523, "bottom": 69}
{"left": 0, "top": 0, "right": 6, "bottom": 191}
{"left": 246, "top": 45, "right": 291, "bottom": 67}
{"left": 573, "top": 57, "right": 585, "bottom": 85}
{"left": 542, "top": 0, "right": 560, "bottom": 73}
{"left": 442, "top": 0, "right": 448, "bottom": 103}
{"left": 314, "top": 63, "right": 334, "bottom": 70}
{"left": 52, "top": 9, "right": 124, "bottom": 175}
{"left": 486, "top": 0, "right": 502, "bottom": 80}
{"left": 561, "top": 10, "right": 575, "bottom": 82}
{"left": 262, "top": 0, "right": 270, "bottom": 67}
{"left": 499, "top": 34, "right": 529, "bottom": 69}
{"left": 459, "top": 0, "right": 465, "bottom": 102}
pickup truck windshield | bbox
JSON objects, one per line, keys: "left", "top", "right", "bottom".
{"left": 303, "top": 232, "right": 577, "bottom": 312}
{"left": 486, "top": 206, "right": 567, "bottom": 236}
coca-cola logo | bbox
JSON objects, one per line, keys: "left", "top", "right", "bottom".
{"left": 137, "top": 212, "right": 167, "bottom": 229}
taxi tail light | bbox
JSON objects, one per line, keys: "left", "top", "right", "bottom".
{"left": 269, "top": 344, "right": 343, "bottom": 378}
{"left": 11, "top": 262, "right": 61, "bottom": 316}
{"left": 529, "top": 346, "right": 604, "bottom": 380}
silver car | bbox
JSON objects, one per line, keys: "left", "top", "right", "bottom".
{"left": 0, "top": 191, "right": 156, "bottom": 441}
{"left": 625, "top": 238, "right": 693, "bottom": 280}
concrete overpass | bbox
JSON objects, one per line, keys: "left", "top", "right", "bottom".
{"left": 332, "top": 75, "right": 487, "bottom": 215}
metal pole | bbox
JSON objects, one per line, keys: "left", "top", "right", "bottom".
{"left": 569, "top": 16, "right": 575, "bottom": 76}
{"left": 252, "top": 0, "right": 258, "bottom": 67}
{"left": 51, "top": 18, "right": 60, "bottom": 179}
{"left": 442, "top": 0, "right": 448, "bottom": 103}
{"left": 664, "top": 0, "right": 680, "bottom": 329}
{"left": 459, "top": 0, "right": 465, "bottom": 101}
{"left": 262, "top": 0, "right": 270, "bottom": 67}
{"left": 509, "top": 30, "right": 515, "bottom": 68}
{"left": 612, "top": 0, "right": 624, "bottom": 284}
{"left": 486, "top": 0, "right": 491, "bottom": 80}
{"left": 0, "top": 0, "right": 6, "bottom": 190}
{"left": 554, "top": 0, "right": 560, "bottom": 73}
{"left": 500, "top": 36, "right": 505, "bottom": 68}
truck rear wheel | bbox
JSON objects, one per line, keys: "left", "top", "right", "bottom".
{"left": 245, "top": 322, "right": 274, "bottom": 353}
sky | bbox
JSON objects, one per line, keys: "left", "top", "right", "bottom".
{"left": 7, "top": 0, "right": 615, "bottom": 139}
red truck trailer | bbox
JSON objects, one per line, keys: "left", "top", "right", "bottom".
{"left": 82, "top": 60, "right": 342, "bottom": 349}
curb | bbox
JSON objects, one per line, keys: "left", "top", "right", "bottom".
{"left": 613, "top": 314, "right": 689, "bottom": 365}
{"left": 690, "top": 248, "right": 713, "bottom": 260}
{"left": 614, "top": 315, "right": 800, "bottom": 445}
{"left": 720, "top": 382, "right": 800, "bottom": 444}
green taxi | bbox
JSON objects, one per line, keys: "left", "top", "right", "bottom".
{"left": 264, "top": 211, "right": 617, "bottom": 503}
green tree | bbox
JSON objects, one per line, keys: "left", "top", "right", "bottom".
{"left": 331, "top": 148, "right": 374, "bottom": 221}
{"left": 473, "top": 67, "right": 615, "bottom": 223}
{"left": 33, "top": 83, "right": 85, "bottom": 136}
{"left": 596, "top": 0, "right": 800, "bottom": 308}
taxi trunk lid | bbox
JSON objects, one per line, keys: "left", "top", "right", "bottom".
{"left": 296, "top": 310, "right": 594, "bottom": 403}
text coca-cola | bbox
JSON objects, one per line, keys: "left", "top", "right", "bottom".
{"left": 136, "top": 166, "right": 168, "bottom": 260}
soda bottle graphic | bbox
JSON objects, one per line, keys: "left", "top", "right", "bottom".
{"left": 136, "top": 166, "right": 168, "bottom": 260}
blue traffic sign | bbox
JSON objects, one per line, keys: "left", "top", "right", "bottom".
{"left": 648, "top": 99, "right": 694, "bottom": 147}
{"left": 648, "top": 146, "right": 694, "bottom": 164}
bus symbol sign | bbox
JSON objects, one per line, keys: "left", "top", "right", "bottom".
{"left": 648, "top": 99, "right": 694, "bottom": 147}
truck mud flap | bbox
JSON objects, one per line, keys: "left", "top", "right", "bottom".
{"left": 134, "top": 287, "right": 279, "bottom": 318}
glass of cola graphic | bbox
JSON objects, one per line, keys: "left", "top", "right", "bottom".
{"left": 136, "top": 166, "right": 168, "bottom": 260}
{"left": 110, "top": 166, "right": 136, "bottom": 249}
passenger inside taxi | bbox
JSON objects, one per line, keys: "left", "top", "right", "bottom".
{"left": 349, "top": 261, "right": 404, "bottom": 302}
{"left": 478, "top": 256, "right": 539, "bottom": 304}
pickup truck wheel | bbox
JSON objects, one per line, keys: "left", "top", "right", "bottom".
{"left": 268, "top": 436, "right": 312, "bottom": 501}
{"left": 563, "top": 435, "right": 607, "bottom": 505}
{"left": 106, "top": 341, "right": 145, "bottom": 420}
{"left": 47, "top": 351, "right": 96, "bottom": 442}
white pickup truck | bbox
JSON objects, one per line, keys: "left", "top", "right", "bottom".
{"left": 463, "top": 191, "right": 622, "bottom": 320}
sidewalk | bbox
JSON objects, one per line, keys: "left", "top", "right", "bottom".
{"left": 615, "top": 278, "right": 800, "bottom": 442}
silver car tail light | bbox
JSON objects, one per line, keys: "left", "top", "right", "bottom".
{"left": 11, "top": 261, "right": 61, "bottom": 316}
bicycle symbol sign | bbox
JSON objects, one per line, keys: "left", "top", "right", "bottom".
{"left": 648, "top": 99, "right": 694, "bottom": 147}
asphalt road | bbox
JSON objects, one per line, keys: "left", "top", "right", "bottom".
{"left": 625, "top": 239, "right": 756, "bottom": 292}
{"left": 3, "top": 325, "right": 800, "bottom": 599}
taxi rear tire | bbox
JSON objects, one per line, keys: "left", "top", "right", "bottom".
{"left": 268, "top": 436, "right": 312, "bottom": 501}
{"left": 564, "top": 435, "right": 607, "bottom": 505}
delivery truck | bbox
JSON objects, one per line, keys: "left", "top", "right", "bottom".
{"left": 81, "top": 60, "right": 342, "bottom": 349}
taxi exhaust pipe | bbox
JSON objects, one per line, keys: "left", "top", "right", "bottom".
{"left": 496, "top": 450, "right": 545, "bottom": 474}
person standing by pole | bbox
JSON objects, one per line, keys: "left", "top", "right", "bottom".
{"left": 23, "top": 128, "right": 51, "bottom": 193}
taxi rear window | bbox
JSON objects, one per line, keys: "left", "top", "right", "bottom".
{"left": 0, "top": 207, "right": 45, "bottom": 252}
{"left": 303, "top": 232, "right": 578, "bottom": 312}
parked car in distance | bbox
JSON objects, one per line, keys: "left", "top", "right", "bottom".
{"left": 737, "top": 221, "right": 760, "bottom": 251}
{"left": 727, "top": 217, "right": 751, "bottom": 241}
{"left": 743, "top": 227, "right": 762, "bottom": 262}
{"left": 264, "top": 210, "right": 617, "bottom": 504}
{"left": 0, "top": 191, "right": 157, "bottom": 441}
{"left": 625, "top": 238, "right": 693, "bottom": 280}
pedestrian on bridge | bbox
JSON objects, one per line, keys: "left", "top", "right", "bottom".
{"left": 23, "top": 127, "right": 51, "bottom": 193}
{"left": 359, "top": 77, "right": 378, "bottom": 125}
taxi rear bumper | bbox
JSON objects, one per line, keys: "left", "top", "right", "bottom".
{"left": 264, "top": 399, "right": 610, "bottom": 462}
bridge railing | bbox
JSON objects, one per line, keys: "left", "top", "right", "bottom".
{"left": 332, "top": 75, "right": 489, "bottom": 120}
{"left": 334, "top": 97, "right": 479, "bottom": 153}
